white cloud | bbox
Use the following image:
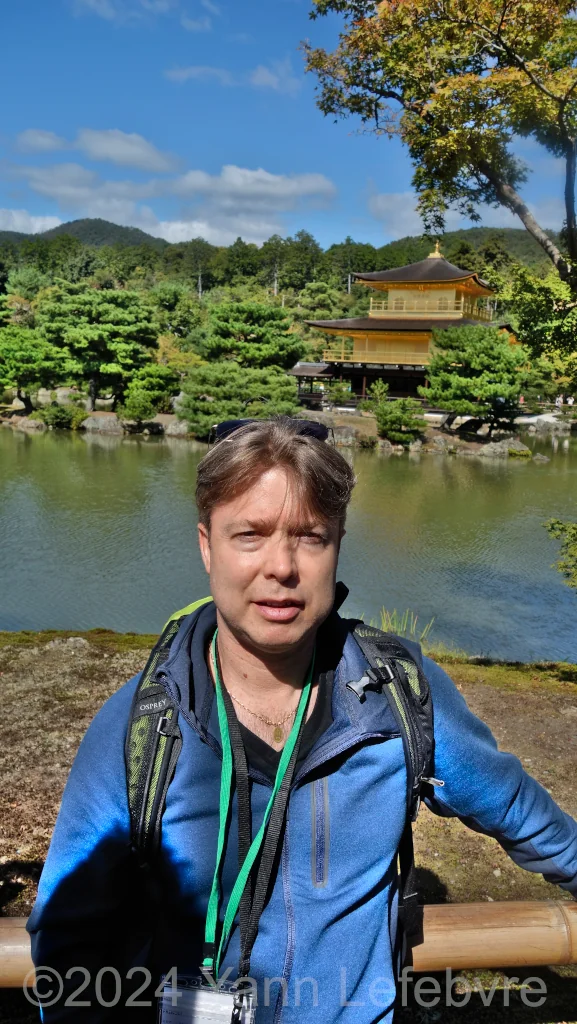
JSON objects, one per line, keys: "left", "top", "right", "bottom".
{"left": 181, "top": 13, "right": 211, "bottom": 30}
{"left": 0, "top": 209, "right": 62, "bottom": 234}
{"left": 75, "top": 129, "right": 178, "bottom": 171}
{"left": 150, "top": 215, "right": 281, "bottom": 246}
{"left": 200, "top": 0, "right": 219, "bottom": 13}
{"left": 16, "top": 129, "right": 66, "bottom": 153}
{"left": 173, "top": 164, "right": 336, "bottom": 213}
{"left": 5, "top": 159, "right": 336, "bottom": 246}
{"left": 368, "top": 190, "right": 564, "bottom": 239}
{"left": 165, "top": 65, "right": 235, "bottom": 85}
{"left": 11, "top": 163, "right": 158, "bottom": 215}
{"left": 14, "top": 127, "right": 177, "bottom": 172}
{"left": 249, "top": 58, "right": 301, "bottom": 96}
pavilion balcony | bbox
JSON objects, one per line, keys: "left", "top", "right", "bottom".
{"left": 368, "top": 297, "right": 493, "bottom": 321}
{"left": 322, "top": 341, "right": 431, "bottom": 365}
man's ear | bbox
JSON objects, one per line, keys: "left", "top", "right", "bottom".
{"left": 198, "top": 523, "right": 211, "bottom": 574}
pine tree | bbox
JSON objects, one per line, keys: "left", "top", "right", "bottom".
{"left": 420, "top": 326, "right": 530, "bottom": 431}
{"left": 177, "top": 362, "right": 300, "bottom": 437}
{"left": 198, "top": 302, "right": 305, "bottom": 370}
{"left": 34, "top": 281, "right": 158, "bottom": 408}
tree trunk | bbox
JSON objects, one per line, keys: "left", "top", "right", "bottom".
{"left": 17, "top": 389, "right": 33, "bottom": 415}
{"left": 478, "top": 159, "right": 575, "bottom": 287}
{"left": 88, "top": 377, "right": 98, "bottom": 412}
{"left": 564, "top": 140, "right": 577, "bottom": 263}
{"left": 273, "top": 265, "right": 279, "bottom": 297}
{"left": 198, "top": 270, "right": 203, "bottom": 300}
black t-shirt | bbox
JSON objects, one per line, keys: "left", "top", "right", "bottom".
{"left": 226, "top": 610, "right": 347, "bottom": 783}
{"left": 238, "top": 668, "right": 334, "bottom": 782}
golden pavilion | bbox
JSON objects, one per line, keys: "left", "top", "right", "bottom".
{"left": 304, "top": 244, "right": 502, "bottom": 398}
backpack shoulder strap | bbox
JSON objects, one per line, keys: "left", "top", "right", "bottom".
{"left": 349, "top": 623, "right": 442, "bottom": 958}
{"left": 125, "top": 597, "right": 213, "bottom": 863}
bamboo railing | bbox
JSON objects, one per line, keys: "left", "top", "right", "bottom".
{"left": 2, "top": 901, "right": 576, "bottom": 987}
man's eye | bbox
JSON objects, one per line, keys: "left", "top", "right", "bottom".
{"left": 301, "top": 533, "right": 326, "bottom": 544}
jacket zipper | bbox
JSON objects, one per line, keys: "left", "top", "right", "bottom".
{"left": 311, "top": 777, "right": 330, "bottom": 888}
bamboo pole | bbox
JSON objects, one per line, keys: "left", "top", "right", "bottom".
{"left": 2, "top": 902, "right": 576, "bottom": 988}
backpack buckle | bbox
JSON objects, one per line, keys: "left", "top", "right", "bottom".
{"left": 156, "top": 714, "right": 174, "bottom": 736}
{"left": 346, "top": 663, "right": 395, "bottom": 702}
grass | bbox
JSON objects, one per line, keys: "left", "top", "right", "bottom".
{"left": 376, "top": 607, "right": 436, "bottom": 644}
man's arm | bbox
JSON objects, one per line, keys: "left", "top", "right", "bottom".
{"left": 27, "top": 674, "right": 153, "bottom": 1021}
{"left": 421, "top": 657, "right": 577, "bottom": 898}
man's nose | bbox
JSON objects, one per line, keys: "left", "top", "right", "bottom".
{"left": 262, "top": 536, "right": 298, "bottom": 581}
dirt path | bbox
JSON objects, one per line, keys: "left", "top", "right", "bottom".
{"left": 1, "top": 633, "right": 575, "bottom": 1022}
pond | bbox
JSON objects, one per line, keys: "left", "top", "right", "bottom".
{"left": 1, "top": 427, "right": 576, "bottom": 662}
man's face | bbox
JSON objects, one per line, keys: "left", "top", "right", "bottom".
{"left": 198, "top": 467, "right": 342, "bottom": 655}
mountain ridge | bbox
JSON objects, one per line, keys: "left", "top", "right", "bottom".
{"left": 0, "top": 217, "right": 561, "bottom": 270}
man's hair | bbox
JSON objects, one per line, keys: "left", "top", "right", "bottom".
{"left": 196, "top": 417, "right": 356, "bottom": 530}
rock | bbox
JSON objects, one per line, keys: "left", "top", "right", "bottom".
{"left": 66, "top": 636, "right": 90, "bottom": 648}
{"left": 141, "top": 421, "right": 164, "bottom": 436}
{"left": 532, "top": 453, "right": 550, "bottom": 463}
{"left": 507, "top": 438, "right": 531, "bottom": 457}
{"left": 165, "top": 419, "right": 191, "bottom": 437}
{"left": 409, "top": 439, "right": 422, "bottom": 453}
{"left": 527, "top": 425, "right": 537, "bottom": 434}
{"left": 377, "top": 438, "right": 393, "bottom": 452}
{"left": 333, "top": 425, "right": 358, "bottom": 442}
{"left": 12, "top": 416, "right": 46, "bottom": 431}
{"left": 432, "top": 435, "right": 450, "bottom": 451}
{"left": 478, "top": 440, "right": 509, "bottom": 458}
{"left": 81, "top": 414, "right": 124, "bottom": 435}
{"left": 534, "top": 415, "right": 571, "bottom": 434}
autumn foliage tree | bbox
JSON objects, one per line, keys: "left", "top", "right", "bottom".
{"left": 305, "top": 1, "right": 577, "bottom": 289}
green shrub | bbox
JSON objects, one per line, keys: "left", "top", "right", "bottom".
{"left": 357, "top": 435, "right": 378, "bottom": 449}
{"left": 374, "top": 398, "right": 426, "bottom": 446}
{"left": 31, "top": 403, "right": 87, "bottom": 429}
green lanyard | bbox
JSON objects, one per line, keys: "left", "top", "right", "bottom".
{"left": 203, "top": 629, "right": 314, "bottom": 980}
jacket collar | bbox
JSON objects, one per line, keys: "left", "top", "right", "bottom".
{"left": 157, "top": 598, "right": 399, "bottom": 773}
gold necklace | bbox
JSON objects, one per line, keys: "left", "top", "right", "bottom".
{"left": 208, "top": 642, "right": 297, "bottom": 743}
{"left": 226, "top": 692, "right": 297, "bottom": 744}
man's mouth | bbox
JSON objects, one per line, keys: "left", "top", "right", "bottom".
{"left": 253, "top": 599, "right": 304, "bottom": 622}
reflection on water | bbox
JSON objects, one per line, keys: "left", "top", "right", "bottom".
{"left": 0, "top": 428, "right": 576, "bottom": 661}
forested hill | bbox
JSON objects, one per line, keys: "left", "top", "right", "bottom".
{"left": 0, "top": 218, "right": 560, "bottom": 291}
{"left": 0, "top": 217, "right": 559, "bottom": 271}
{"left": 0, "top": 218, "right": 168, "bottom": 250}
{"left": 379, "top": 227, "right": 559, "bottom": 273}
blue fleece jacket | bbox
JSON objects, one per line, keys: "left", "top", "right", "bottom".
{"left": 28, "top": 602, "right": 577, "bottom": 1024}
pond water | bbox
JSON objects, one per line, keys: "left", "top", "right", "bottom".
{"left": 1, "top": 427, "right": 576, "bottom": 662}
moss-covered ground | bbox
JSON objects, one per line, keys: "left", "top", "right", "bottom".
{"left": 0, "top": 632, "right": 575, "bottom": 1022}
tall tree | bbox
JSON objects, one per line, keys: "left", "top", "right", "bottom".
{"left": 0, "top": 326, "right": 66, "bottom": 414}
{"left": 260, "top": 235, "right": 288, "bottom": 296}
{"left": 198, "top": 302, "right": 306, "bottom": 369}
{"left": 282, "top": 231, "right": 323, "bottom": 290}
{"left": 34, "top": 281, "right": 158, "bottom": 409}
{"left": 420, "top": 325, "right": 539, "bottom": 430}
{"left": 305, "top": 0, "right": 577, "bottom": 288}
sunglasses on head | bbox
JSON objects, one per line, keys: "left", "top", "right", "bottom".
{"left": 209, "top": 418, "right": 331, "bottom": 444}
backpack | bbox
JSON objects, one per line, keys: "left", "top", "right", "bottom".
{"left": 124, "top": 599, "right": 438, "bottom": 962}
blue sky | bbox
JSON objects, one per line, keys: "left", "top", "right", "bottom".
{"left": 0, "top": 0, "right": 566, "bottom": 248}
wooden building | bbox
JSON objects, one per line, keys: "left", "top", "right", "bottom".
{"left": 305, "top": 244, "right": 502, "bottom": 397}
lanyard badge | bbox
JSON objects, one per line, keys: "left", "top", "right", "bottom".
{"left": 157, "top": 975, "right": 255, "bottom": 1024}
{"left": 158, "top": 630, "right": 314, "bottom": 1023}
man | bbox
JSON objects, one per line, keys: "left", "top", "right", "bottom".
{"left": 28, "top": 417, "right": 577, "bottom": 1023}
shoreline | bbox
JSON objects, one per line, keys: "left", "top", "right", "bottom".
{"left": 2, "top": 407, "right": 573, "bottom": 459}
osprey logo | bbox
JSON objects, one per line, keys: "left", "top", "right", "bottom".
{"left": 139, "top": 697, "right": 168, "bottom": 712}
